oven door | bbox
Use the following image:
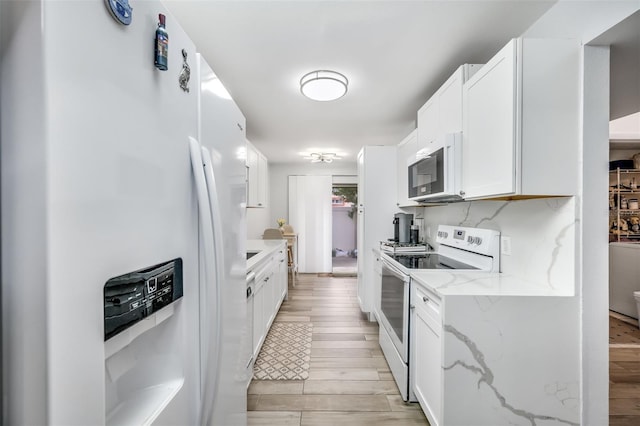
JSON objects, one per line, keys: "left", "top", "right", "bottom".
{"left": 379, "top": 257, "right": 410, "bottom": 363}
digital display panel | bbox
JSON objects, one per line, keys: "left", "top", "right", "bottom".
{"left": 453, "top": 229, "right": 465, "bottom": 240}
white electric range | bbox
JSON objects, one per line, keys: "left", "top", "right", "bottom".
{"left": 378, "top": 225, "right": 501, "bottom": 401}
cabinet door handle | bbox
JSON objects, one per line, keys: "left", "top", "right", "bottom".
{"left": 459, "top": 190, "right": 465, "bottom": 197}
{"left": 245, "top": 356, "right": 253, "bottom": 369}
{"left": 422, "top": 296, "right": 429, "bottom": 303}
{"left": 410, "top": 304, "right": 415, "bottom": 310}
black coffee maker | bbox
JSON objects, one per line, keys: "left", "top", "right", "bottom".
{"left": 393, "top": 213, "right": 413, "bottom": 243}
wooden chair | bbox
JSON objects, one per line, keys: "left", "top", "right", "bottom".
{"left": 282, "top": 224, "right": 294, "bottom": 234}
{"left": 263, "top": 228, "right": 297, "bottom": 287}
{"left": 262, "top": 228, "right": 284, "bottom": 239}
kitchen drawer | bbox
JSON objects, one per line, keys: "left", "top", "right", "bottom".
{"left": 413, "top": 284, "right": 441, "bottom": 323}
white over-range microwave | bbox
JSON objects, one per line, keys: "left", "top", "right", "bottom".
{"left": 408, "top": 132, "right": 462, "bottom": 202}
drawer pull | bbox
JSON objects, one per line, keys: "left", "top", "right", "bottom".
{"left": 422, "top": 296, "right": 429, "bottom": 303}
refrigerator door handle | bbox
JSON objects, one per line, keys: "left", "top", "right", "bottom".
{"left": 188, "top": 137, "right": 218, "bottom": 424}
{"left": 200, "top": 145, "right": 225, "bottom": 425}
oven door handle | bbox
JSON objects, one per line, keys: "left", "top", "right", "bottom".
{"left": 381, "top": 256, "right": 410, "bottom": 283}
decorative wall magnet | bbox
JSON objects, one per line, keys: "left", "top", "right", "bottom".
{"left": 105, "top": 0, "right": 133, "bottom": 25}
{"left": 154, "top": 14, "right": 169, "bottom": 71}
{"left": 179, "top": 49, "right": 191, "bottom": 93}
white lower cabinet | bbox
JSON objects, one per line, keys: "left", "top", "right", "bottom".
{"left": 261, "top": 263, "right": 277, "bottom": 333}
{"left": 276, "top": 248, "right": 288, "bottom": 302}
{"left": 248, "top": 241, "right": 288, "bottom": 367}
{"left": 252, "top": 276, "right": 264, "bottom": 357}
{"left": 411, "top": 282, "right": 442, "bottom": 426}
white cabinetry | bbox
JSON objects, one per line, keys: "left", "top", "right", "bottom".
{"left": 246, "top": 140, "right": 268, "bottom": 208}
{"left": 411, "top": 283, "right": 442, "bottom": 426}
{"left": 357, "top": 146, "right": 397, "bottom": 320}
{"left": 396, "top": 130, "right": 419, "bottom": 208}
{"left": 252, "top": 271, "right": 265, "bottom": 357}
{"left": 248, "top": 241, "right": 287, "bottom": 364}
{"left": 417, "top": 64, "right": 481, "bottom": 153}
{"left": 245, "top": 275, "right": 255, "bottom": 387}
{"left": 417, "top": 98, "right": 438, "bottom": 152}
{"left": 276, "top": 248, "right": 288, "bottom": 301}
{"left": 461, "top": 38, "right": 579, "bottom": 199}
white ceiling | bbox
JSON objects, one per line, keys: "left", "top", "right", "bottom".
{"left": 165, "top": 1, "right": 557, "bottom": 164}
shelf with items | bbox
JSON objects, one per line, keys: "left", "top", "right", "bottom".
{"left": 609, "top": 168, "right": 640, "bottom": 242}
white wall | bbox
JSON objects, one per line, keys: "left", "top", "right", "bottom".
{"left": 246, "top": 206, "right": 270, "bottom": 240}
{"left": 269, "top": 162, "right": 358, "bottom": 228}
{"left": 246, "top": 162, "right": 357, "bottom": 240}
{"left": 332, "top": 205, "right": 357, "bottom": 254}
{"left": 523, "top": 2, "right": 640, "bottom": 424}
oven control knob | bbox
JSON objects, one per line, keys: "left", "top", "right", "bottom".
{"left": 475, "top": 237, "right": 483, "bottom": 245}
{"left": 467, "top": 236, "right": 473, "bottom": 243}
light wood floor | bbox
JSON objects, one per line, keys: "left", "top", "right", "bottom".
{"left": 610, "top": 311, "right": 640, "bottom": 425}
{"left": 247, "top": 274, "right": 429, "bottom": 426}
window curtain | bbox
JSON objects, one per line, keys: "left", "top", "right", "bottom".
{"left": 288, "top": 175, "right": 332, "bottom": 273}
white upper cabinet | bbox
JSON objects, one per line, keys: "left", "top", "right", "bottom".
{"left": 461, "top": 38, "right": 579, "bottom": 200}
{"left": 417, "top": 98, "right": 438, "bottom": 152}
{"left": 396, "top": 130, "right": 419, "bottom": 207}
{"left": 246, "top": 140, "right": 268, "bottom": 208}
{"left": 417, "top": 64, "right": 481, "bottom": 154}
{"left": 257, "top": 151, "right": 268, "bottom": 207}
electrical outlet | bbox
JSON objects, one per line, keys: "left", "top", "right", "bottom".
{"left": 501, "top": 236, "right": 512, "bottom": 256}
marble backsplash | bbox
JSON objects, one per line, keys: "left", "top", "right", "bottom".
{"left": 411, "top": 197, "right": 577, "bottom": 294}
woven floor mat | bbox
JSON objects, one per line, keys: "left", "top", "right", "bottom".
{"left": 253, "top": 322, "right": 313, "bottom": 380}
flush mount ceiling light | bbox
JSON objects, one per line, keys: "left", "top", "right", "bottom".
{"left": 303, "top": 152, "right": 342, "bottom": 163}
{"left": 300, "top": 70, "right": 349, "bottom": 101}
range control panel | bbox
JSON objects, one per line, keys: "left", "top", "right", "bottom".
{"left": 435, "top": 225, "right": 500, "bottom": 256}
{"left": 104, "top": 258, "right": 183, "bottom": 341}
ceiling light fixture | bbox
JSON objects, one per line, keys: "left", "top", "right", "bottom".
{"left": 303, "top": 152, "right": 341, "bottom": 163}
{"left": 300, "top": 70, "right": 349, "bottom": 102}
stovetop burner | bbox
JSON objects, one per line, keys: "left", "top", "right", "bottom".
{"left": 380, "top": 241, "right": 428, "bottom": 254}
{"left": 388, "top": 252, "right": 478, "bottom": 270}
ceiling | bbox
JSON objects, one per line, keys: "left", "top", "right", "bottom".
{"left": 165, "top": 1, "right": 558, "bottom": 164}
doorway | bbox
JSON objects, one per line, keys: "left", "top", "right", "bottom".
{"left": 331, "top": 184, "right": 357, "bottom": 276}
{"left": 588, "top": 9, "right": 640, "bottom": 424}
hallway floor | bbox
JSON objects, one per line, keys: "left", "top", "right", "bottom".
{"left": 610, "top": 312, "right": 640, "bottom": 425}
{"left": 247, "top": 274, "right": 428, "bottom": 426}
{"left": 331, "top": 256, "right": 357, "bottom": 276}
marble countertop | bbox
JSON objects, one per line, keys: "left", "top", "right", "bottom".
{"left": 247, "top": 239, "right": 286, "bottom": 272}
{"left": 410, "top": 269, "right": 574, "bottom": 297}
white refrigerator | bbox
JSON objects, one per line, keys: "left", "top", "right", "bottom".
{"left": 1, "top": 1, "right": 246, "bottom": 424}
